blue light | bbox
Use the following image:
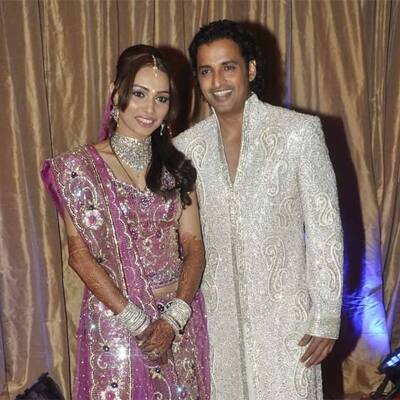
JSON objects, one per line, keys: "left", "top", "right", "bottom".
{"left": 385, "top": 354, "right": 400, "bottom": 368}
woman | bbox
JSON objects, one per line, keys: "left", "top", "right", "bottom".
{"left": 42, "top": 45, "right": 210, "bottom": 399}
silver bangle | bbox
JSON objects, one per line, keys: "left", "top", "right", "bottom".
{"left": 161, "top": 313, "right": 182, "bottom": 336}
{"left": 162, "top": 298, "right": 192, "bottom": 334}
{"left": 115, "top": 301, "right": 150, "bottom": 337}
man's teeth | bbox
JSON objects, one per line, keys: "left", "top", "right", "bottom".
{"left": 214, "top": 90, "right": 232, "bottom": 97}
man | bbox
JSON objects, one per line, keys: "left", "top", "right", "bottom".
{"left": 174, "top": 20, "right": 343, "bottom": 399}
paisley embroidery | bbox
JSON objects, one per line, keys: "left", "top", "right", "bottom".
{"left": 315, "top": 193, "right": 336, "bottom": 226}
{"left": 187, "top": 137, "right": 207, "bottom": 206}
{"left": 262, "top": 236, "right": 288, "bottom": 301}
{"left": 201, "top": 246, "right": 220, "bottom": 313}
{"left": 294, "top": 290, "right": 311, "bottom": 322}
{"left": 189, "top": 138, "right": 207, "bottom": 169}
{"left": 284, "top": 333, "right": 310, "bottom": 399}
{"left": 266, "top": 161, "right": 288, "bottom": 197}
{"left": 260, "top": 126, "right": 287, "bottom": 159}
{"left": 322, "top": 233, "right": 343, "bottom": 301}
{"left": 277, "top": 196, "right": 297, "bottom": 227}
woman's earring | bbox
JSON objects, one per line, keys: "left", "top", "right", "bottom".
{"left": 111, "top": 105, "right": 120, "bottom": 128}
{"left": 160, "top": 123, "right": 165, "bottom": 136}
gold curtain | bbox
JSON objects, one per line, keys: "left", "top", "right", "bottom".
{"left": 0, "top": 1, "right": 399, "bottom": 399}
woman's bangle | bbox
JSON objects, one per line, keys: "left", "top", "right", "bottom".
{"left": 115, "top": 301, "right": 150, "bottom": 337}
{"left": 161, "top": 298, "right": 192, "bottom": 335}
{"left": 161, "top": 313, "right": 182, "bottom": 336}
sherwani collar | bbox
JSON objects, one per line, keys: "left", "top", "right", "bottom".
{"left": 210, "top": 93, "right": 260, "bottom": 187}
{"left": 210, "top": 92, "right": 259, "bottom": 132}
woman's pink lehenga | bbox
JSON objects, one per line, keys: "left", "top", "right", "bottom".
{"left": 41, "top": 144, "right": 210, "bottom": 400}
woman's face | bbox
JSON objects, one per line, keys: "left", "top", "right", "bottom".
{"left": 117, "top": 65, "right": 170, "bottom": 139}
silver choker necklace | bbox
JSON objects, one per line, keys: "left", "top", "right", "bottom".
{"left": 110, "top": 133, "right": 152, "bottom": 170}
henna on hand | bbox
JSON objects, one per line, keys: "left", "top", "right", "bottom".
{"left": 139, "top": 319, "right": 175, "bottom": 360}
{"left": 177, "top": 232, "right": 205, "bottom": 304}
{"left": 67, "top": 234, "right": 127, "bottom": 313}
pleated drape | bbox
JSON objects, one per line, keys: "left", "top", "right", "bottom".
{"left": 381, "top": 1, "right": 400, "bottom": 354}
{"left": 289, "top": 1, "right": 394, "bottom": 395}
{"left": 0, "top": 1, "right": 399, "bottom": 399}
{"left": 0, "top": 1, "right": 70, "bottom": 397}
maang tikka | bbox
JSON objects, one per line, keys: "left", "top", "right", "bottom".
{"left": 151, "top": 55, "right": 158, "bottom": 78}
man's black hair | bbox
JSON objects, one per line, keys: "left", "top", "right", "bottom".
{"left": 189, "top": 19, "right": 266, "bottom": 100}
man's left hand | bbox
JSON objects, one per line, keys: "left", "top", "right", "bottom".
{"left": 298, "top": 334, "right": 335, "bottom": 367}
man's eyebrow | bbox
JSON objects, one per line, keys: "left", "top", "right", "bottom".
{"left": 222, "top": 60, "right": 239, "bottom": 65}
{"left": 198, "top": 60, "right": 239, "bottom": 69}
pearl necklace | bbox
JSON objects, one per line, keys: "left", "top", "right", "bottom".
{"left": 110, "top": 132, "right": 152, "bottom": 170}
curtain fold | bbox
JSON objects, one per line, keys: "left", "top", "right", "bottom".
{"left": 382, "top": 0, "right": 400, "bottom": 351}
{"left": 38, "top": 0, "right": 121, "bottom": 389}
{"left": 1, "top": 1, "right": 399, "bottom": 398}
{"left": 0, "top": 1, "right": 70, "bottom": 398}
{"left": 118, "top": 0, "right": 155, "bottom": 50}
{"left": 0, "top": 320, "right": 7, "bottom": 400}
{"left": 290, "top": 1, "right": 394, "bottom": 394}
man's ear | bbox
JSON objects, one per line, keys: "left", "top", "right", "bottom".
{"left": 248, "top": 59, "right": 256, "bottom": 82}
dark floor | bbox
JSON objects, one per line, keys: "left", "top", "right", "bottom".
{"left": 359, "top": 396, "right": 400, "bottom": 400}
{"left": 324, "top": 396, "right": 400, "bottom": 399}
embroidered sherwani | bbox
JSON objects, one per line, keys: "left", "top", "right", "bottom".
{"left": 174, "top": 94, "right": 343, "bottom": 400}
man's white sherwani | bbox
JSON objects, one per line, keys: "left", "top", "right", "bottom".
{"left": 174, "top": 94, "right": 343, "bottom": 400}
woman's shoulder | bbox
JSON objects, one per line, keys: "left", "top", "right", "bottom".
{"left": 46, "top": 144, "right": 88, "bottom": 163}
{"left": 42, "top": 144, "right": 99, "bottom": 178}
{"left": 41, "top": 144, "right": 95, "bottom": 212}
{"left": 92, "top": 140, "right": 111, "bottom": 154}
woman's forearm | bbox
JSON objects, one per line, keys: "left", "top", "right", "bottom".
{"left": 176, "top": 232, "right": 205, "bottom": 304}
{"left": 67, "top": 234, "right": 127, "bottom": 314}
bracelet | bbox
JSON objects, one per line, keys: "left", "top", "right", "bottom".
{"left": 115, "top": 301, "right": 150, "bottom": 337}
{"left": 161, "top": 298, "right": 192, "bottom": 335}
{"left": 161, "top": 313, "right": 182, "bottom": 336}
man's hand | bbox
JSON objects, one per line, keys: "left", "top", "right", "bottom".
{"left": 298, "top": 334, "right": 335, "bottom": 367}
{"left": 138, "top": 319, "right": 175, "bottom": 362}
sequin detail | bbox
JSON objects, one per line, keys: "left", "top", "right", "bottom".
{"left": 82, "top": 208, "right": 104, "bottom": 230}
{"left": 110, "top": 173, "right": 183, "bottom": 289}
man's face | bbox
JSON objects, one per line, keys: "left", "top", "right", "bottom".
{"left": 196, "top": 38, "right": 255, "bottom": 117}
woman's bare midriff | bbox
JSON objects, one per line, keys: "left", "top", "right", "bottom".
{"left": 151, "top": 281, "right": 178, "bottom": 300}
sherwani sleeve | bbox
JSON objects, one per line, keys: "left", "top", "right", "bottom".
{"left": 298, "top": 116, "right": 343, "bottom": 339}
